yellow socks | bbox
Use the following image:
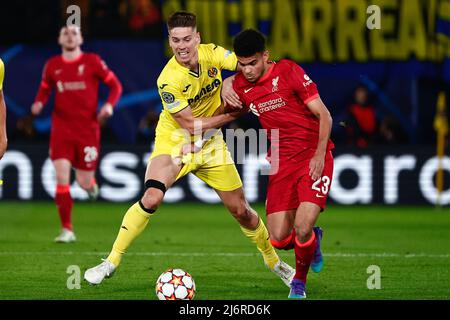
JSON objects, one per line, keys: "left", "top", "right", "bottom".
{"left": 240, "top": 218, "right": 280, "bottom": 270}
{"left": 107, "top": 202, "right": 152, "bottom": 267}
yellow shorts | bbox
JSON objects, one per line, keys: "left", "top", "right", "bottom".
{"left": 150, "top": 131, "right": 242, "bottom": 192}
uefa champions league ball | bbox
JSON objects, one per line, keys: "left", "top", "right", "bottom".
{"left": 155, "top": 268, "right": 196, "bottom": 300}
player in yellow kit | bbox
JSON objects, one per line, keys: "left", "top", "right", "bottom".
{"left": 84, "top": 11, "right": 294, "bottom": 288}
{"left": 0, "top": 58, "right": 7, "bottom": 159}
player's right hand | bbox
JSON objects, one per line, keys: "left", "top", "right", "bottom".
{"left": 31, "top": 102, "right": 43, "bottom": 115}
{"left": 309, "top": 152, "right": 325, "bottom": 181}
{"left": 221, "top": 76, "right": 242, "bottom": 109}
{"left": 173, "top": 143, "right": 201, "bottom": 167}
{"left": 181, "top": 142, "right": 201, "bottom": 156}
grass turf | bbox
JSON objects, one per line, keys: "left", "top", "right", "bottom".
{"left": 0, "top": 201, "right": 449, "bottom": 300}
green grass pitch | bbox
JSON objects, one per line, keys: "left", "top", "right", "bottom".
{"left": 0, "top": 201, "right": 449, "bottom": 300}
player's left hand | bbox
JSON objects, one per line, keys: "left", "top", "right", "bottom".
{"left": 309, "top": 152, "right": 325, "bottom": 181}
{"left": 97, "top": 103, "right": 114, "bottom": 122}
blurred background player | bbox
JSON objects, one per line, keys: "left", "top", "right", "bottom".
{"left": 343, "top": 85, "right": 378, "bottom": 148}
{"left": 31, "top": 25, "right": 123, "bottom": 243}
{"left": 84, "top": 11, "right": 294, "bottom": 287}
{"left": 0, "top": 58, "right": 7, "bottom": 159}
{"left": 226, "top": 29, "right": 334, "bottom": 299}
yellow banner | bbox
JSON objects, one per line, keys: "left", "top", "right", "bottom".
{"left": 162, "top": 0, "right": 447, "bottom": 62}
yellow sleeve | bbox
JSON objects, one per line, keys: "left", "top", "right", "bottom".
{"left": 210, "top": 44, "right": 238, "bottom": 71}
{"left": 0, "top": 59, "right": 4, "bottom": 91}
{"left": 157, "top": 78, "right": 189, "bottom": 114}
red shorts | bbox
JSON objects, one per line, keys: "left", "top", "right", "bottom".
{"left": 266, "top": 149, "right": 334, "bottom": 215}
{"left": 49, "top": 132, "right": 100, "bottom": 171}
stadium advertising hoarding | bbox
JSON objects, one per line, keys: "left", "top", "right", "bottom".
{"left": 0, "top": 145, "right": 448, "bottom": 205}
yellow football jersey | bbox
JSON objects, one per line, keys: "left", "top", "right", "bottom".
{"left": 150, "top": 44, "right": 243, "bottom": 191}
{"left": 156, "top": 43, "right": 237, "bottom": 137}
{"left": 0, "top": 59, "right": 4, "bottom": 91}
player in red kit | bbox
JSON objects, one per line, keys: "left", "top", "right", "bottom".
{"left": 31, "top": 25, "right": 123, "bottom": 243}
{"left": 225, "top": 29, "right": 334, "bottom": 299}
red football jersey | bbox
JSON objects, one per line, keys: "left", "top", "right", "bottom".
{"left": 233, "top": 59, "right": 334, "bottom": 159}
{"left": 35, "top": 53, "right": 120, "bottom": 139}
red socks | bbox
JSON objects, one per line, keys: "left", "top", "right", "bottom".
{"left": 55, "top": 185, "right": 73, "bottom": 230}
{"left": 270, "top": 229, "right": 318, "bottom": 283}
{"left": 270, "top": 229, "right": 296, "bottom": 250}
{"left": 294, "top": 231, "right": 317, "bottom": 282}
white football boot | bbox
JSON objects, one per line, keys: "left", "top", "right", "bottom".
{"left": 87, "top": 183, "right": 99, "bottom": 201}
{"left": 270, "top": 260, "right": 295, "bottom": 288}
{"left": 54, "top": 228, "right": 76, "bottom": 243}
{"left": 84, "top": 259, "right": 116, "bottom": 285}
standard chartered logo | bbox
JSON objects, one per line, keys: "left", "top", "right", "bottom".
{"left": 256, "top": 98, "right": 286, "bottom": 114}
{"left": 249, "top": 103, "right": 260, "bottom": 117}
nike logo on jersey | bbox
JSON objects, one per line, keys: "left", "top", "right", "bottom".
{"left": 121, "top": 225, "right": 128, "bottom": 230}
{"left": 159, "top": 84, "right": 168, "bottom": 89}
{"left": 244, "top": 87, "right": 253, "bottom": 93}
{"left": 183, "top": 84, "right": 191, "bottom": 92}
{"left": 315, "top": 193, "right": 326, "bottom": 198}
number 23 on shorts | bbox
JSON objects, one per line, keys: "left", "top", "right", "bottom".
{"left": 312, "top": 176, "right": 331, "bottom": 198}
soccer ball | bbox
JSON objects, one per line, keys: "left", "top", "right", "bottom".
{"left": 155, "top": 268, "right": 196, "bottom": 300}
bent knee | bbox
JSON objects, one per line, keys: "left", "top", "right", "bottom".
{"left": 141, "top": 189, "right": 164, "bottom": 210}
{"left": 228, "top": 204, "right": 253, "bottom": 220}
{"left": 294, "top": 226, "right": 313, "bottom": 243}
{"left": 270, "top": 231, "right": 294, "bottom": 250}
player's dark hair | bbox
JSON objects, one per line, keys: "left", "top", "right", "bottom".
{"left": 167, "top": 11, "right": 197, "bottom": 30}
{"left": 233, "top": 29, "right": 266, "bottom": 57}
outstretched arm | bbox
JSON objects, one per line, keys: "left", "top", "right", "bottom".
{"left": 173, "top": 104, "right": 248, "bottom": 155}
{"left": 172, "top": 104, "right": 245, "bottom": 136}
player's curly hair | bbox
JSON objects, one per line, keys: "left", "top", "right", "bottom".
{"left": 233, "top": 29, "right": 266, "bottom": 57}
{"left": 167, "top": 11, "right": 197, "bottom": 30}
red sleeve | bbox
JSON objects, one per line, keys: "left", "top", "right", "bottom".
{"left": 92, "top": 54, "right": 123, "bottom": 106}
{"left": 286, "top": 60, "right": 319, "bottom": 105}
{"left": 34, "top": 61, "right": 54, "bottom": 105}
{"left": 92, "top": 54, "right": 111, "bottom": 80}
{"left": 103, "top": 71, "right": 123, "bottom": 107}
